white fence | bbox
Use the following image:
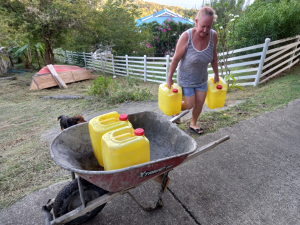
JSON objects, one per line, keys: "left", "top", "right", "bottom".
{"left": 54, "top": 35, "right": 300, "bottom": 86}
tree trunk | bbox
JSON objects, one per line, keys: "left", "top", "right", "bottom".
{"left": 44, "top": 37, "right": 55, "bottom": 65}
{"left": 0, "top": 51, "right": 13, "bottom": 74}
{"left": 35, "top": 49, "right": 42, "bottom": 70}
{"left": 23, "top": 53, "right": 31, "bottom": 69}
{"left": 40, "top": 51, "right": 46, "bottom": 67}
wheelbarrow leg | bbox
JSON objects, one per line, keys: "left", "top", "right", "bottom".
{"left": 127, "top": 172, "right": 170, "bottom": 212}
{"left": 77, "top": 177, "right": 86, "bottom": 207}
{"left": 71, "top": 171, "right": 75, "bottom": 180}
{"left": 42, "top": 199, "right": 54, "bottom": 225}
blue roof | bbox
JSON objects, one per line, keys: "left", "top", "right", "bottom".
{"left": 135, "top": 8, "right": 194, "bottom": 26}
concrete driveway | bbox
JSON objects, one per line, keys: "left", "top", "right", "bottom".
{"left": 1, "top": 99, "right": 299, "bottom": 225}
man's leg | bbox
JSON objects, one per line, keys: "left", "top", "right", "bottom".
{"left": 190, "top": 90, "right": 207, "bottom": 133}
{"left": 181, "top": 95, "right": 195, "bottom": 111}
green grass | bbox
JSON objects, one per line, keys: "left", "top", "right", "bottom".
{"left": 180, "top": 64, "right": 300, "bottom": 136}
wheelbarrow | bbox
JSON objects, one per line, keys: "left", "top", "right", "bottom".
{"left": 42, "top": 111, "right": 229, "bottom": 225}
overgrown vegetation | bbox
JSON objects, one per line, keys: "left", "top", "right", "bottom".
{"left": 87, "top": 75, "right": 154, "bottom": 104}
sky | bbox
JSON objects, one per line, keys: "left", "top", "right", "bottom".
{"left": 142, "top": 0, "right": 255, "bottom": 10}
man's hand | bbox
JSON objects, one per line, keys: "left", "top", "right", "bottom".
{"left": 167, "top": 77, "right": 174, "bottom": 89}
{"left": 214, "top": 74, "right": 219, "bottom": 83}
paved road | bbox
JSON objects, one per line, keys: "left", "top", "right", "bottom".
{"left": 1, "top": 99, "right": 300, "bottom": 225}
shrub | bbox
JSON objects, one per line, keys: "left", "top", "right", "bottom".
{"left": 143, "top": 20, "right": 193, "bottom": 56}
{"left": 87, "top": 76, "right": 113, "bottom": 96}
{"left": 235, "top": 0, "right": 300, "bottom": 46}
{"left": 87, "top": 75, "right": 153, "bottom": 104}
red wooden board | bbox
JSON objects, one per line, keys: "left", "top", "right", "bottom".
{"left": 37, "top": 65, "right": 85, "bottom": 74}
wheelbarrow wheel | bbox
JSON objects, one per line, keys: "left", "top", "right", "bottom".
{"left": 53, "top": 178, "right": 108, "bottom": 225}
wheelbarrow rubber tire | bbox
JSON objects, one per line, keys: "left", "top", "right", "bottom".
{"left": 53, "top": 178, "right": 108, "bottom": 225}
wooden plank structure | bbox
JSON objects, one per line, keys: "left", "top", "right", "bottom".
{"left": 47, "top": 64, "right": 67, "bottom": 88}
{"left": 29, "top": 65, "right": 92, "bottom": 90}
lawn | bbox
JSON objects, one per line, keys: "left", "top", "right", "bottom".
{"left": 0, "top": 63, "right": 299, "bottom": 210}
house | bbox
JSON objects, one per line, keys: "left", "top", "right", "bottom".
{"left": 135, "top": 8, "right": 194, "bottom": 26}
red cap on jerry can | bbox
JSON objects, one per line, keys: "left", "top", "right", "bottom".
{"left": 217, "top": 85, "right": 222, "bottom": 89}
{"left": 134, "top": 128, "right": 144, "bottom": 136}
{"left": 119, "top": 114, "right": 128, "bottom": 121}
{"left": 172, "top": 89, "right": 178, "bottom": 93}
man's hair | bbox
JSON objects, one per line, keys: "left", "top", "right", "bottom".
{"left": 196, "top": 6, "right": 217, "bottom": 21}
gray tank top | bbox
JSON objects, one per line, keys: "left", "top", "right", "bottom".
{"left": 177, "top": 28, "right": 214, "bottom": 87}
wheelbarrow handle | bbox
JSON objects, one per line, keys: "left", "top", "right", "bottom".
{"left": 170, "top": 110, "right": 190, "bottom": 123}
{"left": 183, "top": 135, "right": 230, "bottom": 163}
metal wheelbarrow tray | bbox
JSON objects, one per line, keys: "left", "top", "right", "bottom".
{"left": 44, "top": 111, "right": 229, "bottom": 225}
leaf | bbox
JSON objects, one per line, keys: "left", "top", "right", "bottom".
{"left": 236, "top": 85, "right": 244, "bottom": 91}
{"left": 35, "top": 42, "right": 45, "bottom": 52}
{"left": 14, "top": 45, "right": 29, "bottom": 58}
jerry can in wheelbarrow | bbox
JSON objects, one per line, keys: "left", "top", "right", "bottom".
{"left": 88, "top": 111, "right": 132, "bottom": 167}
{"left": 158, "top": 83, "right": 182, "bottom": 116}
{"left": 205, "top": 77, "right": 228, "bottom": 109}
{"left": 101, "top": 126, "right": 150, "bottom": 171}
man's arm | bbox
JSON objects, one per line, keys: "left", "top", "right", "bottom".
{"left": 167, "top": 31, "right": 189, "bottom": 88}
{"left": 211, "top": 31, "right": 219, "bottom": 83}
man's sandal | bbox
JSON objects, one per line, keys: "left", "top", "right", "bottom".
{"left": 189, "top": 126, "right": 204, "bottom": 135}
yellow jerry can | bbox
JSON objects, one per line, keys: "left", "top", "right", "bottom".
{"left": 205, "top": 77, "right": 228, "bottom": 109}
{"left": 101, "top": 127, "right": 150, "bottom": 171}
{"left": 88, "top": 112, "right": 132, "bottom": 167}
{"left": 158, "top": 83, "right": 182, "bottom": 116}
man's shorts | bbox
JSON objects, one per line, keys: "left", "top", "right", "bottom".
{"left": 182, "top": 83, "right": 208, "bottom": 97}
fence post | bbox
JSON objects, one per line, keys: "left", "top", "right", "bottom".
{"left": 288, "top": 37, "right": 300, "bottom": 69}
{"left": 100, "top": 54, "right": 104, "bottom": 72}
{"left": 76, "top": 52, "right": 79, "bottom": 66}
{"left": 125, "top": 55, "right": 129, "bottom": 76}
{"left": 112, "top": 54, "right": 115, "bottom": 76}
{"left": 92, "top": 52, "right": 95, "bottom": 71}
{"left": 254, "top": 38, "right": 270, "bottom": 87}
{"left": 65, "top": 50, "right": 68, "bottom": 64}
{"left": 165, "top": 55, "right": 170, "bottom": 82}
{"left": 144, "top": 55, "right": 147, "bottom": 82}
{"left": 83, "top": 52, "right": 87, "bottom": 68}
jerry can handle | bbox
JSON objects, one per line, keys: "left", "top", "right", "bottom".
{"left": 164, "top": 83, "right": 176, "bottom": 90}
{"left": 113, "top": 133, "right": 134, "bottom": 142}
{"left": 98, "top": 117, "right": 117, "bottom": 124}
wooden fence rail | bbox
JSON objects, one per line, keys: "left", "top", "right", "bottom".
{"left": 54, "top": 35, "right": 300, "bottom": 86}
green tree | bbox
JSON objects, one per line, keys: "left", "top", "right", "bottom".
{"left": 210, "top": 0, "right": 245, "bottom": 90}
{"left": 209, "top": 0, "right": 245, "bottom": 24}
{"left": 66, "top": 0, "right": 153, "bottom": 56}
{"left": 0, "top": 0, "right": 94, "bottom": 65}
